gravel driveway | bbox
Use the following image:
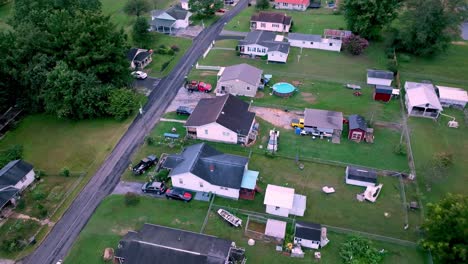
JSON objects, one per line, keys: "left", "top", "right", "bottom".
{"left": 251, "top": 106, "right": 302, "bottom": 129}
{"left": 165, "top": 87, "right": 214, "bottom": 113}
{"left": 112, "top": 181, "right": 165, "bottom": 198}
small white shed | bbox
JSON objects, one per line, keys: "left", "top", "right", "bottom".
{"left": 367, "top": 69, "right": 394, "bottom": 86}
{"left": 436, "top": 85, "right": 468, "bottom": 109}
{"left": 263, "top": 184, "right": 306, "bottom": 217}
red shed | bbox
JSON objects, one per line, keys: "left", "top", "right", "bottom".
{"left": 373, "top": 85, "right": 393, "bottom": 102}
{"left": 348, "top": 115, "right": 367, "bottom": 142}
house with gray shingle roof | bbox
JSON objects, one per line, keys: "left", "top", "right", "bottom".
{"left": 238, "top": 31, "right": 290, "bottom": 63}
{"left": 287, "top": 33, "right": 342, "bottom": 52}
{"left": 0, "top": 160, "right": 35, "bottom": 213}
{"left": 215, "top": 64, "right": 263, "bottom": 97}
{"left": 162, "top": 143, "right": 259, "bottom": 199}
{"left": 150, "top": 5, "right": 191, "bottom": 33}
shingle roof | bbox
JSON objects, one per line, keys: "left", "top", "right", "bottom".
{"left": 0, "top": 185, "right": 19, "bottom": 209}
{"left": 295, "top": 221, "right": 321, "bottom": 241}
{"left": 185, "top": 94, "right": 255, "bottom": 135}
{"left": 348, "top": 115, "right": 367, "bottom": 131}
{"left": 164, "top": 143, "right": 249, "bottom": 189}
{"left": 287, "top": 33, "right": 322, "bottom": 42}
{"left": 251, "top": 11, "right": 292, "bottom": 25}
{"left": 166, "top": 5, "right": 190, "bottom": 20}
{"left": 218, "top": 64, "right": 263, "bottom": 87}
{"left": 239, "top": 31, "right": 290, "bottom": 54}
{"left": 0, "top": 160, "right": 33, "bottom": 186}
{"left": 115, "top": 223, "right": 232, "bottom": 264}
{"left": 304, "top": 109, "right": 343, "bottom": 130}
{"left": 367, "top": 69, "right": 394, "bottom": 80}
{"left": 347, "top": 166, "right": 377, "bottom": 183}
{"left": 134, "top": 51, "right": 151, "bottom": 62}
{"left": 127, "top": 48, "right": 139, "bottom": 61}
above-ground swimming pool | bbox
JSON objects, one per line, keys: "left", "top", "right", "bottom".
{"left": 272, "top": 82, "right": 297, "bottom": 97}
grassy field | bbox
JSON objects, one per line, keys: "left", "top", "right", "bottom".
{"left": 224, "top": 6, "right": 346, "bottom": 34}
{"left": 0, "top": 1, "right": 12, "bottom": 31}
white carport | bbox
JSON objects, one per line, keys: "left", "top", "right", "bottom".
{"left": 436, "top": 85, "right": 468, "bottom": 109}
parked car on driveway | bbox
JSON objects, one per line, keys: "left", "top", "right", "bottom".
{"left": 131, "top": 71, "right": 148, "bottom": 79}
{"left": 165, "top": 188, "right": 192, "bottom": 202}
{"left": 176, "top": 106, "right": 193, "bottom": 115}
{"left": 132, "top": 155, "right": 158, "bottom": 175}
{"left": 142, "top": 181, "right": 167, "bottom": 194}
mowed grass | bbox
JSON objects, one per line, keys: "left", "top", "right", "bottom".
{"left": 66, "top": 195, "right": 209, "bottom": 264}
{"left": 0, "top": 114, "right": 131, "bottom": 173}
{"left": 0, "top": 1, "right": 12, "bottom": 31}
{"left": 224, "top": 6, "right": 346, "bottom": 34}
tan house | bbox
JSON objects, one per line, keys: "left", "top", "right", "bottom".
{"left": 216, "top": 64, "right": 263, "bottom": 97}
{"left": 250, "top": 12, "right": 292, "bottom": 33}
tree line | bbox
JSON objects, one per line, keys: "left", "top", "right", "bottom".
{"left": 0, "top": 0, "right": 138, "bottom": 120}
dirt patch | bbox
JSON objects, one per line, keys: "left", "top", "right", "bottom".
{"left": 255, "top": 91, "right": 265, "bottom": 98}
{"left": 374, "top": 121, "right": 402, "bottom": 132}
{"left": 112, "top": 227, "right": 133, "bottom": 236}
{"left": 200, "top": 71, "right": 218, "bottom": 76}
{"left": 301, "top": 92, "right": 316, "bottom": 103}
{"left": 166, "top": 87, "right": 214, "bottom": 113}
{"left": 172, "top": 218, "right": 191, "bottom": 226}
{"left": 247, "top": 221, "right": 266, "bottom": 233}
{"left": 251, "top": 106, "right": 301, "bottom": 129}
{"left": 452, "top": 41, "right": 467, "bottom": 46}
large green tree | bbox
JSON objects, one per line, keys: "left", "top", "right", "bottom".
{"left": 342, "top": 0, "right": 402, "bottom": 39}
{"left": 421, "top": 194, "right": 467, "bottom": 263}
{"left": 189, "top": 0, "right": 223, "bottom": 17}
{"left": 133, "top": 16, "right": 151, "bottom": 47}
{"left": 395, "top": 0, "right": 467, "bottom": 56}
{"left": 124, "top": 0, "right": 150, "bottom": 17}
{"left": 107, "top": 88, "right": 139, "bottom": 121}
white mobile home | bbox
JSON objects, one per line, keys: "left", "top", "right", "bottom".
{"left": 287, "top": 33, "right": 342, "bottom": 52}
{"left": 367, "top": 69, "right": 394, "bottom": 86}
{"left": 436, "top": 85, "right": 468, "bottom": 109}
{"left": 405, "top": 82, "right": 443, "bottom": 119}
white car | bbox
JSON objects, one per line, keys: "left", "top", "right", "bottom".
{"left": 131, "top": 71, "right": 148, "bottom": 80}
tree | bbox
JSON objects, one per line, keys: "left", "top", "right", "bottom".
{"left": 189, "top": 0, "right": 223, "bottom": 17}
{"left": 342, "top": 0, "right": 402, "bottom": 39}
{"left": 0, "top": 145, "right": 23, "bottom": 168}
{"left": 340, "top": 236, "right": 384, "bottom": 264}
{"left": 124, "top": 0, "right": 150, "bottom": 17}
{"left": 395, "top": 0, "right": 467, "bottom": 56}
{"left": 256, "top": 0, "right": 269, "bottom": 10}
{"left": 342, "top": 34, "right": 369, "bottom": 55}
{"left": 133, "top": 16, "right": 151, "bottom": 47}
{"left": 421, "top": 194, "right": 467, "bottom": 263}
{"left": 107, "top": 88, "right": 139, "bottom": 121}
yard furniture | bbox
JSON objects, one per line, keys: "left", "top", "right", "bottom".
{"left": 314, "top": 252, "right": 321, "bottom": 259}
{"left": 353, "top": 91, "right": 362, "bottom": 96}
{"left": 217, "top": 208, "right": 242, "bottom": 227}
{"left": 322, "top": 186, "right": 335, "bottom": 194}
{"left": 356, "top": 193, "right": 365, "bottom": 202}
{"left": 409, "top": 201, "right": 420, "bottom": 210}
{"left": 363, "top": 184, "right": 383, "bottom": 203}
{"left": 345, "top": 84, "right": 361, "bottom": 90}
{"left": 163, "top": 133, "right": 179, "bottom": 139}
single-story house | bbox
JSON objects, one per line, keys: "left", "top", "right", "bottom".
{"left": 274, "top": 0, "right": 310, "bottom": 11}
{"left": 287, "top": 33, "right": 342, "bottom": 52}
{"left": 303, "top": 108, "right": 343, "bottom": 137}
{"left": 265, "top": 219, "right": 287, "bottom": 242}
{"left": 180, "top": 0, "right": 189, "bottom": 10}
{"left": 323, "top": 29, "right": 352, "bottom": 40}
{"left": 185, "top": 94, "right": 257, "bottom": 145}
{"left": 216, "top": 64, "right": 263, "bottom": 97}
{"left": 345, "top": 166, "right": 377, "bottom": 187}
{"left": 238, "top": 31, "right": 290, "bottom": 63}
{"left": 405, "top": 82, "right": 443, "bottom": 119}
{"left": 0, "top": 160, "right": 35, "bottom": 213}
{"left": 373, "top": 85, "right": 393, "bottom": 102}
{"left": 367, "top": 69, "right": 394, "bottom": 86}
{"left": 114, "top": 223, "right": 241, "bottom": 264}
{"left": 162, "top": 143, "right": 259, "bottom": 200}
{"left": 150, "top": 5, "right": 191, "bottom": 33}
{"left": 436, "top": 85, "right": 468, "bottom": 109}
{"left": 348, "top": 115, "right": 368, "bottom": 142}
{"left": 294, "top": 221, "right": 323, "bottom": 249}
{"left": 127, "top": 48, "right": 153, "bottom": 69}
{"left": 264, "top": 184, "right": 306, "bottom": 217}
{"left": 250, "top": 11, "right": 292, "bottom": 33}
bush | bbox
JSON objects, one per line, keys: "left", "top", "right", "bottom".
{"left": 387, "top": 59, "right": 399, "bottom": 74}
{"left": 156, "top": 169, "right": 170, "bottom": 182}
{"left": 145, "top": 136, "right": 155, "bottom": 146}
{"left": 433, "top": 152, "right": 453, "bottom": 168}
{"left": 36, "top": 204, "right": 48, "bottom": 218}
{"left": 170, "top": 45, "right": 180, "bottom": 52}
{"left": 340, "top": 236, "right": 384, "bottom": 264}
{"left": 32, "top": 189, "right": 46, "bottom": 201}
{"left": 60, "top": 167, "right": 70, "bottom": 177}
{"left": 161, "top": 60, "right": 171, "bottom": 72}
{"left": 399, "top": 54, "right": 411, "bottom": 63}
{"left": 343, "top": 34, "right": 369, "bottom": 55}
{"left": 124, "top": 192, "right": 140, "bottom": 206}
{"left": 167, "top": 48, "right": 175, "bottom": 56}
{"left": 393, "top": 143, "right": 407, "bottom": 156}
{"left": 0, "top": 144, "right": 23, "bottom": 168}
{"left": 16, "top": 199, "right": 26, "bottom": 210}
{"left": 157, "top": 47, "right": 167, "bottom": 55}
{"left": 107, "top": 88, "right": 139, "bottom": 121}
{"left": 385, "top": 48, "right": 395, "bottom": 59}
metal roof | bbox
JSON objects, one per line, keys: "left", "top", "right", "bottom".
{"left": 218, "top": 63, "right": 263, "bottom": 87}
{"left": 367, "top": 69, "right": 394, "bottom": 80}
{"left": 346, "top": 166, "right": 377, "bottom": 183}
{"left": 304, "top": 109, "right": 343, "bottom": 130}
{"left": 264, "top": 184, "right": 295, "bottom": 209}
{"left": 437, "top": 86, "right": 468, "bottom": 102}
{"left": 287, "top": 33, "right": 322, "bottom": 42}
{"left": 295, "top": 221, "right": 322, "bottom": 241}
{"left": 348, "top": 114, "right": 367, "bottom": 131}
{"left": 405, "top": 82, "right": 442, "bottom": 110}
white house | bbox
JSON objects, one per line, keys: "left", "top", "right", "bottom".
{"left": 162, "top": 143, "right": 259, "bottom": 200}
{"left": 274, "top": 0, "right": 310, "bottom": 11}
{"left": 287, "top": 33, "right": 342, "bottom": 52}
{"left": 216, "top": 64, "right": 263, "bottom": 97}
{"left": 367, "top": 69, "right": 394, "bottom": 86}
{"left": 0, "top": 160, "right": 35, "bottom": 213}
{"left": 250, "top": 11, "right": 292, "bottom": 33}
{"left": 436, "top": 85, "right": 468, "bottom": 109}
{"left": 150, "top": 5, "right": 191, "bottom": 33}
{"left": 345, "top": 166, "right": 377, "bottom": 187}
{"left": 185, "top": 94, "right": 257, "bottom": 145}
{"left": 238, "top": 31, "right": 290, "bottom": 63}
{"left": 264, "top": 184, "right": 306, "bottom": 217}
{"left": 405, "top": 82, "right": 443, "bottom": 118}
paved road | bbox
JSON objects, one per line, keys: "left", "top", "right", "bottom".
{"left": 132, "top": 76, "right": 160, "bottom": 91}
{"left": 23, "top": 1, "right": 248, "bottom": 263}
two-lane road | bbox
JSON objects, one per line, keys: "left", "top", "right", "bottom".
{"left": 24, "top": 1, "right": 248, "bottom": 263}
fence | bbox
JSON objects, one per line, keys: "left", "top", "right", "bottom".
{"left": 195, "top": 63, "right": 222, "bottom": 71}
{"left": 202, "top": 40, "right": 216, "bottom": 58}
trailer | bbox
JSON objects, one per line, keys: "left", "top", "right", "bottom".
{"left": 217, "top": 209, "right": 242, "bottom": 227}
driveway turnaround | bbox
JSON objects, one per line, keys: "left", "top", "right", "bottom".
{"left": 23, "top": 1, "right": 249, "bottom": 263}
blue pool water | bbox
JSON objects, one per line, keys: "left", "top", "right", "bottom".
{"left": 272, "top": 82, "right": 296, "bottom": 95}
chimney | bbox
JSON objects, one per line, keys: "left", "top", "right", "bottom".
{"left": 209, "top": 164, "right": 215, "bottom": 172}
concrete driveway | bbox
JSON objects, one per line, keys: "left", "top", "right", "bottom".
{"left": 165, "top": 86, "right": 214, "bottom": 113}
{"left": 132, "top": 77, "right": 161, "bottom": 96}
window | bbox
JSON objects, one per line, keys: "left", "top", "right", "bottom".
{"left": 351, "top": 132, "right": 361, "bottom": 140}
{"left": 179, "top": 178, "right": 183, "bottom": 184}
{"left": 283, "top": 3, "right": 288, "bottom": 6}
{"left": 262, "top": 48, "right": 266, "bottom": 53}
{"left": 272, "top": 24, "right": 279, "bottom": 28}
{"left": 204, "top": 129, "right": 208, "bottom": 135}
{"left": 275, "top": 206, "right": 280, "bottom": 210}
{"left": 222, "top": 132, "right": 230, "bottom": 136}
{"left": 247, "top": 47, "right": 251, "bottom": 52}
{"left": 246, "top": 87, "right": 250, "bottom": 90}
{"left": 260, "top": 23, "right": 266, "bottom": 28}
{"left": 220, "top": 186, "right": 228, "bottom": 190}
{"left": 310, "top": 42, "right": 314, "bottom": 45}
{"left": 329, "top": 43, "right": 333, "bottom": 46}
{"left": 199, "top": 182, "right": 203, "bottom": 188}
{"left": 221, "top": 86, "right": 226, "bottom": 91}
{"left": 20, "top": 177, "right": 26, "bottom": 183}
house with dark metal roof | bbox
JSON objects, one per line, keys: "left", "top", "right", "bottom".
{"left": 287, "top": 33, "right": 342, "bottom": 52}
{"left": 348, "top": 115, "right": 368, "bottom": 142}
{"left": 215, "top": 64, "right": 263, "bottom": 97}
{"left": 238, "top": 31, "right": 290, "bottom": 63}
{"left": 185, "top": 94, "right": 257, "bottom": 145}
{"left": 373, "top": 85, "right": 393, "bottom": 102}
{"left": 114, "top": 223, "right": 245, "bottom": 264}
{"left": 250, "top": 11, "right": 292, "bottom": 33}
{"left": 127, "top": 48, "right": 153, "bottom": 69}
{"left": 162, "top": 143, "right": 259, "bottom": 199}
{"left": 345, "top": 166, "right": 377, "bottom": 187}
{"left": 0, "top": 160, "right": 35, "bottom": 213}
{"left": 367, "top": 69, "right": 394, "bottom": 86}
{"left": 150, "top": 5, "right": 192, "bottom": 34}
{"left": 294, "top": 221, "right": 324, "bottom": 249}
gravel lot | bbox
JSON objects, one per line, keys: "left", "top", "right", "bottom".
{"left": 251, "top": 106, "right": 302, "bottom": 129}
{"left": 165, "top": 87, "right": 214, "bottom": 113}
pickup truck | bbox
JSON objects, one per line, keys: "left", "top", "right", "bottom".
{"left": 185, "top": 80, "right": 212, "bottom": 93}
{"left": 132, "top": 155, "right": 158, "bottom": 175}
{"left": 290, "top": 118, "right": 305, "bottom": 129}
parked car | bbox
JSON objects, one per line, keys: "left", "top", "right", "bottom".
{"left": 290, "top": 118, "right": 304, "bottom": 129}
{"left": 165, "top": 188, "right": 192, "bottom": 202}
{"left": 176, "top": 106, "right": 193, "bottom": 115}
{"left": 131, "top": 71, "right": 148, "bottom": 80}
{"left": 132, "top": 155, "right": 158, "bottom": 175}
{"left": 185, "top": 80, "right": 212, "bottom": 93}
{"left": 142, "top": 181, "right": 167, "bottom": 194}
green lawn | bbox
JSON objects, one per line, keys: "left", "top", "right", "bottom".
{"left": 0, "top": 1, "right": 12, "bottom": 31}
{"left": 224, "top": 6, "right": 346, "bottom": 34}
{"left": 66, "top": 195, "right": 210, "bottom": 264}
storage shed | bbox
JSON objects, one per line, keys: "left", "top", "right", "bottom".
{"left": 345, "top": 166, "right": 377, "bottom": 187}
{"left": 373, "top": 85, "right": 393, "bottom": 102}
{"left": 436, "top": 85, "right": 468, "bottom": 109}
{"left": 367, "top": 69, "right": 393, "bottom": 86}
{"left": 263, "top": 184, "right": 306, "bottom": 217}
{"left": 294, "top": 222, "right": 322, "bottom": 249}
{"left": 348, "top": 115, "right": 367, "bottom": 142}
